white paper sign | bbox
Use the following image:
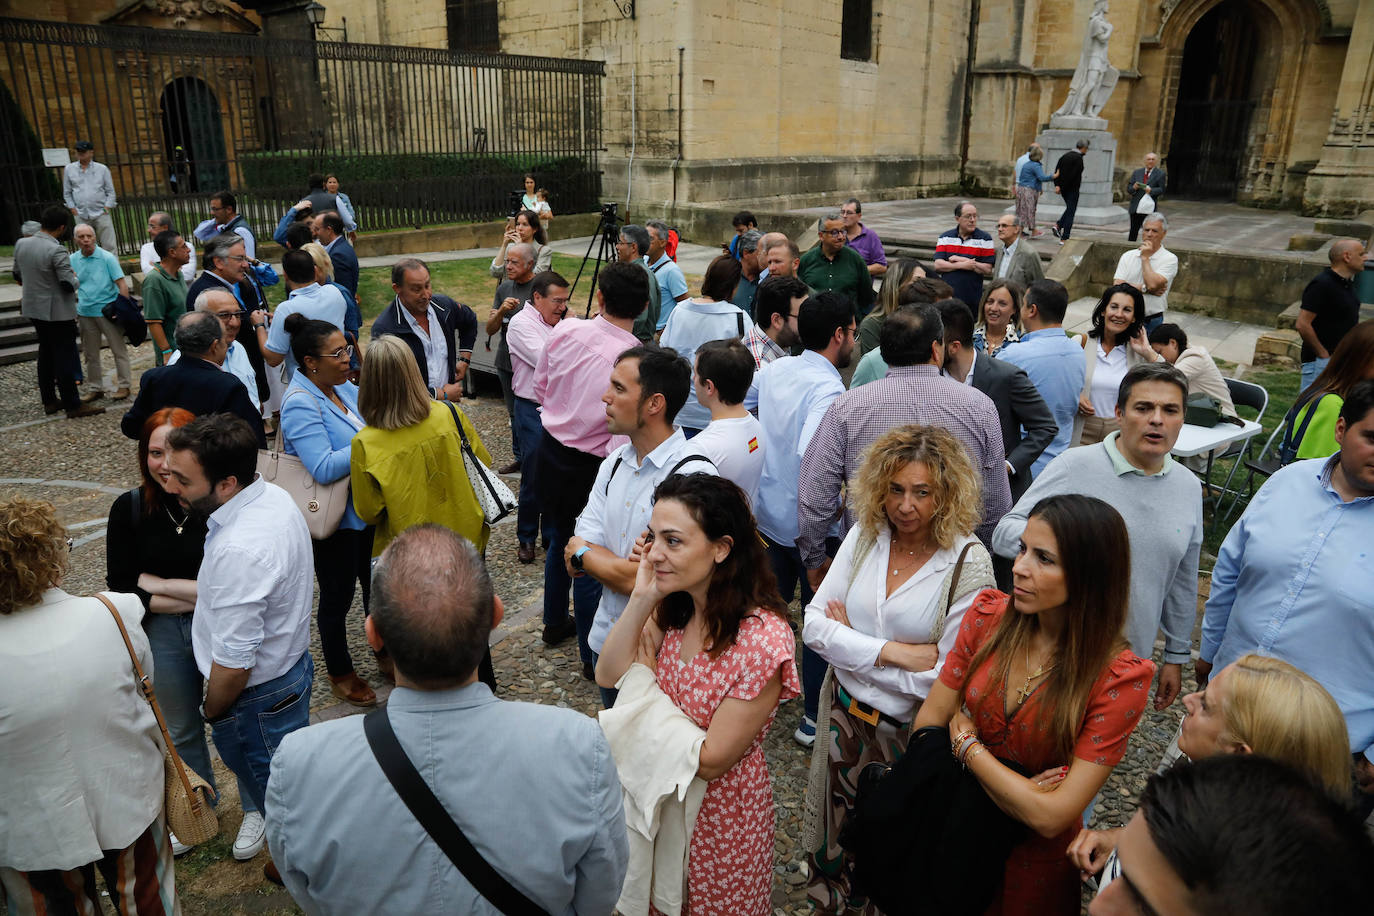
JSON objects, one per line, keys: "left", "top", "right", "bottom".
{"left": 42, "top": 148, "right": 71, "bottom": 167}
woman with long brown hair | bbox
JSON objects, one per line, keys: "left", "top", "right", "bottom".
{"left": 1074, "top": 282, "right": 1163, "bottom": 445}
{"left": 914, "top": 493, "right": 1154, "bottom": 915}
{"left": 596, "top": 473, "right": 799, "bottom": 916}
{"left": 1285, "top": 318, "right": 1374, "bottom": 459}
{"left": 974, "top": 278, "right": 1025, "bottom": 357}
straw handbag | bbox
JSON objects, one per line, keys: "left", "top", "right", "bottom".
{"left": 98, "top": 594, "right": 219, "bottom": 845}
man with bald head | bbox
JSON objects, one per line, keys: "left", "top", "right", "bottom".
{"left": 265, "top": 524, "right": 628, "bottom": 914}
{"left": 800, "top": 211, "right": 874, "bottom": 314}
{"left": 1127, "top": 152, "right": 1167, "bottom": 242}
{"left": 71, "top": 222, "right": 132, "bottom": 401}
{"left": 139, "top": 211, "right": 196, "bottom": 281}
{"left": 1297, "top": 238, "right": 1369, "bottom": 390}
{"left": 487, "top": 242, "right": 539, "bottom": 474}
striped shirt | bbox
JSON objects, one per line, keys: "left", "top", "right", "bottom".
{"left": 934, "top": 226, "right": 995, "bottom": 309}
{"left": 742, "top": 322, "right": 786, "bottom": 368}
{"left": 797, "top": 365, "right": 1011, "bottom": 566}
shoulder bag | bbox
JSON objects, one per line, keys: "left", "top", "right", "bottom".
{"left": 1278, "top": 392, "right": 1325, "bottom": 466}
{"left": 444, "top": 401, "right": 517, "bottom": 525}
{"left": 364, "top": 708, "right": 550, "bottom": 916}
{"left": 98, "top": 593, "right": 219, "bottom": 845}
{"left": 257, "top": 389, "right": 350, "bottom": 539}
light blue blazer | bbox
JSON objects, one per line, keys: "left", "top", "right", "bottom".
{"left": 280, "top": 374, "right": 365, "bottom": 531}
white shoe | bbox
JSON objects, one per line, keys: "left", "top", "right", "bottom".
{"left": 793, "top": 716, "right": 817, "bottom": 749}
{"left": 169, "top": 831, "right": 192, "bottom": 857}
{"left": 233, "top": 811, "right": 267, "bottom": 861}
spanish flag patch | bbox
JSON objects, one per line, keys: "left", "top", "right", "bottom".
{"left": 748, "top": 437, "right": 759, "bottom": 453}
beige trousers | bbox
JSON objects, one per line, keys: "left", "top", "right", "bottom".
{"left": 77, "top": 314, "right": 131, "bottom": 392}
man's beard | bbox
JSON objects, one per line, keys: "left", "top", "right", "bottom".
{"left": 183, "top": 491, "right": 222, "bottom": 518}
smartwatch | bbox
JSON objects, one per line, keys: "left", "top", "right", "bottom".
{"left": 570, "top": 545, "right": 592, "bottom": 571}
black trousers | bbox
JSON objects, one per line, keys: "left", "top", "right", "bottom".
{"left": 1128, "top": 211, "right": 1147, "bottom": 241}
{"left": 1056, "top": 189, "right": 1081, "bottom": 239}
{"left": 312, "top": 525, "right": 375, "bottom": 676}
{"left": 31, "top": 318, "right": 81, "bottom": 409}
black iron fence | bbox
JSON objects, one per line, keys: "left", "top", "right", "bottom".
{"left": 0, "top": 17, "right": 604, "bottom": 255}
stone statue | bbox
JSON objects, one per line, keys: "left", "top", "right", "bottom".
{"left": 1053, "top": 0, "right": 1120, "bottom": 121}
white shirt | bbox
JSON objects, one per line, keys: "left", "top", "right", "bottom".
{"left": 1089, "top": 342, "right": 1131, "bottom": 418}
{"left": 578, "top": 431, "right": 718, "bottom": 654}
{"left": 1114, "top": 246, "right": 1179, "bottom": 318}
{"left": 169, "top": 342, "right": 260, "bottom": 411}
{"left": 139, "top": 240, "right": 196, "bottom": 282}
{"left": 507, "top": 302, "right": 558, "bottom": 401}
{"left": 802, "top": 528, "right": 980, "bottom": 719}
{"left": 193, "top": 477, "right": 314, "bottom": 685}
{"left": 658, "top": 297, "right": 750, "bottom": 430}
{"left": 996, "top": 239, "right": 1017, "bottom": 279}
{"left": 400, "top": 302, "right": 450, "bottom": 393}
{"left": 689, "top": 414, "right": 764, "bottom": 506}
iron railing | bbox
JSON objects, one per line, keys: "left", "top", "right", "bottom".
{"left": 0, "top": 16, "right": 604, "bottom": 254}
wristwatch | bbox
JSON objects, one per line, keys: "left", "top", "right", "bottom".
{"left": 570, "top": 545, "right": 592, "bottom": 572}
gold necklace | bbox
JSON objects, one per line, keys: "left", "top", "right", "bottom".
{"left": 164, "top": 503, "right": 189, "bottom": 536}
{"left": 1016, "top": 641, "right": 1056, "bottom": 704}
{"left": 889, "top": 538, "right": 934, "bottom": 577}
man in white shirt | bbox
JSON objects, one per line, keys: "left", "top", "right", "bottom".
{"left": 63, "top": 140, "right": 117, "bottom": 251}
{"left": 690, "top": 338, "right": 764, "bottom": 505}
{"left": 566, "top": 345, "right": 717, "bottom": 707}
{"left": 161, "top": 413, "right": 314, "bottom": 885}
{"left": 1114, "top": 212, "right": 1179, "bottom": 332}
{"left": 508, "top": 271, "right": 571, "bottom": 564}
{"left": 263, "top": 248, "right": 348, "bottom": 381}
{"left": 139, "top": 211, "right": 197, "bottom": 282}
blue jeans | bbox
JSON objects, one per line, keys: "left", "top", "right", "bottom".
{"left": 207, "top": 652, "right": 313, "bottom": 814}
{"left": 1144, "top": 313, "right": 1165, "bottom": 334}
{"left": 763, "top": 535, "right": 828, "bottom": 723}
{"left": 497, "top": 368, "right": 522, "bottom": 464}
{"left": 143, "top": 612, "right": 258, "bottom": 813}
{"left": 544, "top": 522, "right": 603, "bottom": 661}
{"left": 1301, "top": 357, "right": 1328, "bottom": 392}
{"left": 513, "top": 397, "right": 555, "bottom": 546}
{"left": 591, "top": 651, "right": 618, "bottom": 709}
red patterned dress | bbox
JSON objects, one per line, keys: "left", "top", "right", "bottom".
{"left": 653, "top": 611, "right": 800, "bottom": 916}
{"left": 939, "top": 590, "right": 1154, "bottom": 916}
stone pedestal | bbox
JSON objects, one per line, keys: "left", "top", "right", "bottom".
{"left": 1028, "top": 124, "right": 1128, "bottom": 229}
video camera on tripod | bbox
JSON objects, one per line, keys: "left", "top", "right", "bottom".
{"left": 570, "top": 201, "right": 626, "bottom": 317}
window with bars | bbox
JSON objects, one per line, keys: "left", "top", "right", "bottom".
{"left": 841, "top": 0, "right": 873, "bottom": 62}
{"left": 447, "top": 0, "right": 499, "bottom": 53}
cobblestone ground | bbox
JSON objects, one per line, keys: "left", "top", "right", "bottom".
{"left": 0, "top": 353, "right": 1192, "bottom": 916}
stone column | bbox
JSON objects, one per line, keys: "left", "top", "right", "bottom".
{"left": 1303, "top": 2, "right": 1374, "bottom": 216}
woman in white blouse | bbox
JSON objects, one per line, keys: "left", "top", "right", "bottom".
{"left": 801, "top": 425, "right": 994, "bottom": 913}
{"left": 1073, "top": 283, "right": 1163, "bottom": 446}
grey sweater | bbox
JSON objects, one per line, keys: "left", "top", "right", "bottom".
{"left": 991, "top": 439, "right": 1202, "bottom": 664}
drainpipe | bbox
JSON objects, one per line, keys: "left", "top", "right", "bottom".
{"left": 672, "top": 46, "right": 684, "bottom": 211}
{"left": 959, "top": 0, "right": 981, "bottom": 189}
{"left": 626, "top": 63, "right": 637, "bottom": 213}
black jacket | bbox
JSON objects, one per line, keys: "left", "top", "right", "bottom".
{"left": 186, "top": 270, "right": 272, "bottom": 403}
{"left": 1127, "top": 166, "right": 1167, "bottom": 214}
{"left": 970, "top": 352, "right": 1057, "bottom": 499}
{"left": 1054, "top": 150, "right": 1085, "bottom": 192}
{"left": 121, "top": 356, "right": 267, "bottom": 447}
{"left": 370, "top": 295, "right": 478, "bottom": 393}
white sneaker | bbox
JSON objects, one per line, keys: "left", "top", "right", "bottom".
{"left": 793, "top": 716, "right": 817, "bottom": 749}
{"left": 169, "top": 831, "right": 192, "bottom": 857}
{"left": 233, "top": 811, "right": 267, "bottom": 861}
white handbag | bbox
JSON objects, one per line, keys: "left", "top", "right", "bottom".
{"left": 1136, "top": 190, "right": 1155, "bottom": 214}
{"left": 257, "top": 391, "right": 350, "bottom": 539}
{"left": 443, "top": 401, "right": 517, "bottom": 524}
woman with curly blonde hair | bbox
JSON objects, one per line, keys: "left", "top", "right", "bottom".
{"left": 801, "top": 425, "right": 994, "bottom": 913}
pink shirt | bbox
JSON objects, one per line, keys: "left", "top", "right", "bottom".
{"left": 533, "top": 314, "right": 639, "bottom": 457}
{"left": 507, "top": 303, "right": 558, "bottom": 400}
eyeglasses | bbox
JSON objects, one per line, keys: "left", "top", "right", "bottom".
{"left": 212, "top": 310, "right": 247, "bottom": 321}
{"left": 546, "top": 296, "right": 571, "bottom": 306}
{"left": 823, "top": 228, "right": 846, "bottom": 237}
{"left": 226, "top": 254, "right": 251, "bottom": 263}
{"left": 316, "top": 345, "right": 355, "bottom": 361}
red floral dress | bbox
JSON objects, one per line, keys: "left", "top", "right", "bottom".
{"left": 653, "top": 611, "right": 800, "bottom": 916}
{"left": 939, "top": 590, "right": 1155, "bottom": 916}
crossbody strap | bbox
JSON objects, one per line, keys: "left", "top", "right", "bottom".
{"left": 363, "top": 708, "right": 550, "bottom": 916}
{"left": 944, "top": 542, "right": 977, "bottom": 619}
{"left": 1280, "top": 392, "right": 1323, "bottom": 464}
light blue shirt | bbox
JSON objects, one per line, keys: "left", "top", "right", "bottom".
{"left": 751, "top": 350, "right": 845, "bottom": 546}
{"left": 265, "top": 283, "right": 349, "bottom": 381}
{"left": 266, "top": 683, "right": 628, "bottom": 915}
{"left": 658, "top": 297, "right": 749, "bottom": 431}
{"left": 71, "top": 247, "right": 124, "bottom": 316}
{"left": 578, "top": 430, "right": 717, "bottom": 653}
{"left": 998, "top": 327, "right": 1086, "bottom": 475}
{"left": 848, "top": 347, "right": 888, "bottom": 388}
{"left": 1202, "top": 456, "right": 1374, "bottom": 762}
{"left": 280, "top": 376, "right": 365, "bottom": 531}
{"left": 649, "top": 253, "right": 689, "bottom": 330}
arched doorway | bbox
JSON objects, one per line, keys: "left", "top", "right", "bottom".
{"left": 160, "top": 77, "right": 229, "bottom": 194}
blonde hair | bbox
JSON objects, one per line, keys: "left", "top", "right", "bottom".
{"left": 1221, "top": 655, "right": 1353, "bottom": 797}
{"left": 851, "top": 425, "right": 981, "bottom": 551}
{"left": 0, "top": 498, "right": 68, "bottom": 614}
{"left": 357, "top": 336, "right": 434, "bottom": 430}
{"left": 300, "top": 241, "right": 334, "bottom": 282}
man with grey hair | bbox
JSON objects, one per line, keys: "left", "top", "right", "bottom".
{"left": 139, "top": 210, "right": 197, "bottom": 281}
{"left": 645, "top": 219, "right": 689, "bottom": 330}
{"left": 991, "top": 212, "right": 1044, "bottom": 290}
{"left": 486, "top": 241, "right": 539, "bottom": 474}
{"left": 166, "top": 289, "right": 261, "bottom": 411}
{"left": 934, "top": 201, "right": 995, "bottom": 308}
{"left": 615, "top": 224, "right": 660, "bottom": 341}
{"left": 840, "top": 197, "right": 887, "bottom": 277}
{"left": 1127, "top": 151, "right": 1167, "bottom": 241}
{"left": 1295, "top": 238, "right": 1369, "bottom": 390}
{"left": 71, "top": 222, "right": 132, "bottom": 401}
{"left": 63, "top": 140, "right": 117, "bottom": 251}
{"left": 266, "top": 524, "right": 628, "bottom": 915}
{"left": 800, "top": 211, "right": 874, "bottom": 313}
{"left": 1051, "top": 138, "right": 1089, "bottom": 241}
{"left": 188, "top": 233, "right": 272, "bottom": 406}
{"left": 731, "top": 228, "right": 765, "bottom": 313}
{"left": 1113, "top": 211, "right": 1178, "bottom": 331}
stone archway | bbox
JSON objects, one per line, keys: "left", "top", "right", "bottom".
{"left": 160, "top": 77, "right": 229, "bottom": 194}
{"left": 1153, "top": 0, "right": 1324, "bottom": 204}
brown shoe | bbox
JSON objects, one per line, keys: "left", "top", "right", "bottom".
{"left": 329, "top": 672, "right": 377, "bottom": 707}
{"left": 43, "top": 401, "right": 63, "bottom": 415}
{"left": 112, "top": 387, "right": 130, "bottom": 400}
{"left": 517, "top": 541, "right": 537, "bottom": 564}
{"left": 497, "top": 460, "right": 520, "bottom": 475}
{"left": 263, "top": 859, "right": 284, "bottom": 886}
{"left": 66, "top": 403, "right": 106, "bottom": 419}
{"left": 80, "top": 389, "right": 104, "bottom": 403}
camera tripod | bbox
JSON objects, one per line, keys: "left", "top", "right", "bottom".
{"left": 570, "top": 203, "right": 622, "bottom": 318}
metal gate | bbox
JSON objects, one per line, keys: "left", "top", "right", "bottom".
{"left": 0, "top": 16, "right": 604, "bottom": 253}
{"left": 1167, "top": 98, "right": 1258, "bottom": 200}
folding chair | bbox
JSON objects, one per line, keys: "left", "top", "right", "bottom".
{"left": 1215, "top": 423, "right": 1285, "bottom": 529}
{"left": 1207, "top": 377, "right": 1269, "bottom": 495}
